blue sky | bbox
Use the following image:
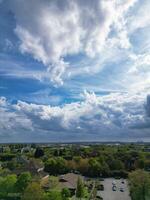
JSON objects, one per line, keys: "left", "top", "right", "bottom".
{"left": 0, "top": 0, "right": 150, "bottom": 142}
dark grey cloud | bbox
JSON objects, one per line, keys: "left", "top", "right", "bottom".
{"left": 146, "top": 95, "right": 150, "bottom": 117}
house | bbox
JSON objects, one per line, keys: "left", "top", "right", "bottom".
{"left": 13, "top": 157, "right": 49, "bottom": 182}
{"left": 27, "top": 159, "right": 43, "bottom": 174}
{"left": 144, "top": 148, "right": 150, "bottom": 152}
{"left": 16, "top": 155, "right": 29, "bottom": 165}
{"left": 40, "top": 172, "right": 51, "bottom": 190}
{"left": 21, "top": 146, "right": 34, "bottom": 154}
{"left": 59, "top": 173, "right": 83, "bottom": 195}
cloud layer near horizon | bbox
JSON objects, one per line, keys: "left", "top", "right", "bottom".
{"left": 0, "top": 92, "right": 150, "bottom": 142}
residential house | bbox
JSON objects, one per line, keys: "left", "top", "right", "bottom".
{"left": 59, "top": 173, "right": 83, "bottom": 195}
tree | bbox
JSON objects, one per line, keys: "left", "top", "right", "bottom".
{"left": 0, "top": 174, "right": 17, "bottom": 197}
{"left": 76, "top": 177, "right": 85, "bottom": 199}
{"left": 56, "top": 157, "right": 67, "bottom": 174}
{"left": 77, "top": 158, "right": 89, "bottom": 175}
{"left": 22, "top": 182, "right": 45, "bottom": 200}
{"left": 49, "top": 176, "right": 59, "bottom": 189}
{"left": 44, "top": 158, "right": 57, "bottom": 174}
{"left": 34, "top": 148, "right": 44, "bottom": 158}
{"left": 15, "top": 172, "right": 31, "bottom": 192}
{"left": 47, "top": 190, "right": 62, "bottom": 200}
{"left": 129, "top": 170, "right": 150, "bottom": 200}
{"left": 0, "top": 153, "right": 15, "bottom": 161}
{"left": 61, "top": 188, "right": 71, "bottom": 200}
{"left": 88, "top": 158, "right": 102, "bottom": 177}
{"left": 109, "top": 159, "right": 124, "bottom": 171}
{"left": 44, "top": 157, "right": 67, "bottom": 175}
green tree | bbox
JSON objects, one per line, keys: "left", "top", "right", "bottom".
{"left": 47, "top": 190, "right": 62, "bottom": 200}
{"left": 129, "top": 170, "right": 150, "bottom": 200}
{"left": 61, "top": 188, "right": 71, "bottom": 200}
{"left": 0, "top": 174, "right": 17, "bottom": 197}
{"left": 56, "top": 157, "right": 67, "bottom": 174}
{"left": 44, "top": 157, "right": 67, "bottom": 175}
{"left": 15, "top": 172, "right": 31, "bottom": 192}
{"left": 109, "top": 159, "right": 124, "bottom": 170}
{"left": 22, "top": 182, "right": 45, "bottom": 200}
{"left": 76, "top": 177, "right": 85, "bottom": 199}
{"left": 49, "top": 176, "right": 59, "bottom": 189}
{"left": 34, "top": 148, "right": 44, "bottom": 158}
{"left": 44, "top": 158, "right": 57, "bottom": 174}
{"left": 88, "top": 158, "right": 102, "bottom": 177}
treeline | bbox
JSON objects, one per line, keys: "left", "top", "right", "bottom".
{"left": 44, "top": 156, "right": 128, "bottom": 178}
{"left": 42, "top": 144, "right": 150, "bottom": 177}
{"left": 0, "top": 144, "right": 150, "bottom": 178}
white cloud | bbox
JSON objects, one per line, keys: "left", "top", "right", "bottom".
{"left": 0, "top": 97, "right": 33, "bottom": 136}
{"left": 1, "top": 0, "right": 150, "bottom": 142}
{"left": 10, "top": 0, "right": 138, "bottom": 85}
{"left": 4, "top": 39, "right": 13, "bottom": 51}
{"left": 126, "top": 52, "right": 150, "bottom": 93}
{"left": 128, "top": 0, "right": 150, "bottom": 33}
{"left": 0, "top": 97, "right": 7, "bottom": 106}
{"left": 128, "top": 53, "right": 150, "bottom": 74}
{"left": 1, "top": 91, "right": 150, "bottom": 141}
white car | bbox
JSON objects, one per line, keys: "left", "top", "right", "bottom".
{"left": 112, "top": 180, "right": 116, "bottom": 186}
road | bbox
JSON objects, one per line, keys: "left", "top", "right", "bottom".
{"left": 97, "top": 178, "right": 131, "bottom": 200}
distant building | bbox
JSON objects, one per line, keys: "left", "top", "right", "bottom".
{"left": 144, "top": 148, "right": 150, "bottom": 152}
{"left": 21, "top": 146, "right": 34, "bottom": 154}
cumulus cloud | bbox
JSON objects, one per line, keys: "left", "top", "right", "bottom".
{"left": 126, "top": 52, "right": 150, "bottom": 93}
{"left": 0, "top": 96, "right": 7, "bottom": 106}
{"left": 9, "top": 0, "right": 137, "bottom": 85}
{"left": 128, "top": 0, "right": 150, "bottom": 32}
{"left": 1, "top": 0, "right": 150, "bottom": 142}
{"left": 0, "top": 97, "right": 33, "bottom": 137}
{"left": 0, "top": 92, "right": 150, "bottom": 141}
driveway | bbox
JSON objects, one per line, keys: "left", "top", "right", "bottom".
{"left": 97, "top": 178, "right": 131, "bottom": 200}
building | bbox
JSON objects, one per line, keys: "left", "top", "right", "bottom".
{"left": 59, "top": 173, "right": 83, "bottom": 194}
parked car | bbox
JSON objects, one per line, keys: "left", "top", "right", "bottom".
{"left": 96, "top": 196, "right": 103, "bottom": 200}
{"left": 121, "top": 179, "right": 125, "bottom": 184}
{"left": 120, "top": 187, "right": 124, "bottom": 192}
{"left": 112, "top": 186, "right": 117, "bottom": 191}
{"left": 112, "top": 180, "right": 116, "bottom": 186}
{"left": 97, "top": 184, "right": 104, "bottom": 191}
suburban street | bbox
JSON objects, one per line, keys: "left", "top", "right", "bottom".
{"left": 97, "top": 178, "right": 131, "bottom": 200}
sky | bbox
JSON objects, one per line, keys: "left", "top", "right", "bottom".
{"left": 0, "top": 0, "right": 150, "bottom": 143}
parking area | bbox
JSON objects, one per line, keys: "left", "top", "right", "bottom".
{"left": 97, "top": 178, "right": 131, "bottom": 200}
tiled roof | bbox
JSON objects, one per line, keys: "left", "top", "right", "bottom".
{"left": 59, "top": 173, "right": 83, "bottom": 189}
